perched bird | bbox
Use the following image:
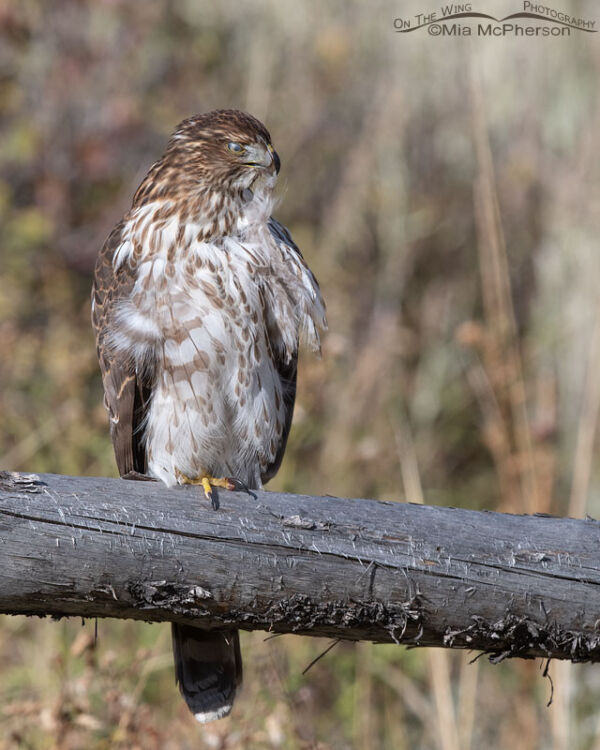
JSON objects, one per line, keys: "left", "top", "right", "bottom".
{"left": 91, "top": 110, "right": 326, "bottom": 722}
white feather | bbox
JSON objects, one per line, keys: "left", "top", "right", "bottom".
{"left": 114, "top": 303, "right": 162, "bottom": 341}
{"left": 113, "top": 239, "right": 133, "bottom": 270}
{"left": 194, "top": 706, "right": 233, "bottom": 723}
{"left": 174, "top": 379, "right": 195, "bottom": 401}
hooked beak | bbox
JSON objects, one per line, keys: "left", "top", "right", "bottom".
{"left": 269, "top": 144, "right": 281, "bottom": 174}
{"left": 244, "top": 143, "right": 280, "bottom": 174}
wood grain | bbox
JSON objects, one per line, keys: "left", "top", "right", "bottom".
{"left": 1, "top": 471, "right": 600, "bottom": 662}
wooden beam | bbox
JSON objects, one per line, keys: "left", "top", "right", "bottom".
{"left": 1, "top": 471, "right": 600, "bottom": 663}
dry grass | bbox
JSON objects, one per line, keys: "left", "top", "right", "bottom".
{"left": 1, "top": 0, "right": 600, "bottom": 747}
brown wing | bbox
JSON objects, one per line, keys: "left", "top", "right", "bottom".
{"left": 260, "top": 218, "right": 302, "bottom": 484}
{"left": 92, "top": 222, "right": 150, "bottom": 476}
{"left": 260, "top": 352, "right": 297, "bottom": 485}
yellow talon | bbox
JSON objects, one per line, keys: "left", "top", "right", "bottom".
{"left": 201, "top": 476, "right": 213, "bottom": 498}
{"left": 176, "top": 471, "right": 247, "bottom": 510}
{"left": 205, "top": 477, "right": 237, "bottom": 491}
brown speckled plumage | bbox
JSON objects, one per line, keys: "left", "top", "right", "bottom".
{"left": 91, "top": 109, "right": 326, "bottom": 723}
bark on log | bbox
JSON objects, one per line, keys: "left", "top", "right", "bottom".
{"left": 1, "top": 470, "right": 600, "bottom": 663}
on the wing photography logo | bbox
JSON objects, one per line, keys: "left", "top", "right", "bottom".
{"left": 393, "top": 2, "right": 597, "bottom": 36}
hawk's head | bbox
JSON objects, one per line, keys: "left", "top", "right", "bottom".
{"left": 131, "top": 109, "right": 282, "bottom": 232}
{"left": 162, "top": 109, "right": 280, "bottom": 191}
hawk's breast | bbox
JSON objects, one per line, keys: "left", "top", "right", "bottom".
{"left": 110, "top": 207, "right": 322, "bottom": 488}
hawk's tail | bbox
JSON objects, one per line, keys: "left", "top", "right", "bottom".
{"left": 171, "top": 623, "right": 242, "bottom": 723}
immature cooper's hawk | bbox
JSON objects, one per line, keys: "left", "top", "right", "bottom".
{"left": 91, "top": 110, "right": 326, "bottom": 722}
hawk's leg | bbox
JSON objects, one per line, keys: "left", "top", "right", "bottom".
{"left": 176, "top": 472, "right": 250, "bottom": 510}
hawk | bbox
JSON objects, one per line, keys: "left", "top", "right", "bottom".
{"left": 91, "top": 110, "right": 326, "bottom": 722}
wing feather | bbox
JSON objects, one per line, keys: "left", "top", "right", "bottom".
{"left": 92, "top": 222, "right": 150, "bottom": 476}
{"left": 260, "top": 219, "right": 306, "bottom": 484}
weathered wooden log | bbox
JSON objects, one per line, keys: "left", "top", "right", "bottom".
{"left": 1, "top": 470, "right": 600, "bottom": 663}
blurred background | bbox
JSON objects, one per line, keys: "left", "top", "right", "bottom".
{"left": 1, "top": 0, "right": 600, "bottom": 747}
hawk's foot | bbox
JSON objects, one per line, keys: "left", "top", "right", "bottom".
{"left": 176, "top": 472, "right": 250, "bottom": 511}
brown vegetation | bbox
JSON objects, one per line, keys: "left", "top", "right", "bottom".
{"left": 1, "top": 1, "right": 599, "bottom": 747}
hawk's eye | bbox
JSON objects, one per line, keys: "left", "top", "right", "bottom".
{"left": 227, "top": 142, "right": 244, "bottom": 154}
